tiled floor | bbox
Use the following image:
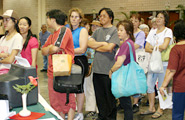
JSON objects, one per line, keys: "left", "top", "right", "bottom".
{"left": 37, "top": 51, "right": 184, "bottom": 120}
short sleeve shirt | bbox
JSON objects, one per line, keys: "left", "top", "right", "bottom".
{"left": 0, "top": 33, "right": 23, "bottom": 69}
{"left": 167, "top": 44, "right": 185, "bottom": 92}
{"left": 115, "top": 39, "right": 136, "bottom": 65}
{"left": 21, "top": 37, "right": 39, "bottom": 66}
{"left": 91, "top": 26, "right": 120, "bottom": 75}
{"left": 146, "top": 27, "right": 173, "bottom": 46}
{"left": 146, "top": 27, "right": 173, "bottom": 66}
{"left": 42, "top": 26, "right": 74, "bottom": 79}
{"left": 134, "top": 31, "right": 145, "bottom": 49}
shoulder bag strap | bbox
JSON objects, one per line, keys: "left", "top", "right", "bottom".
{"left": 54, "top": 27, "right": 67, "bottom": 47}
{"left": 127, "top": 42, "right": 134, "bottom": 62}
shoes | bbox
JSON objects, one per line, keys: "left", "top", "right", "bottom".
{"left": 151, "top": 111, "right": 163, "bottom": 119}
{"left": 140, "top": 110, "right": 155, "bottom": 115}
{"left": 84, "top": 111, "right": 96, "bottom": 118}
{"left": 74, "top": 113, "right": 84, "bottom": 120}
{"left": 40, "top": 69, "right": 47, "bottom": 72}
{"left": 133, "top": 104, "right": 139, "bottom": 113}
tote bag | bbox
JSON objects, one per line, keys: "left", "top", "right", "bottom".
{"left": 161, "top": 40, "right": 176, "bottom": 62}
{"left": 149, "top": 46, "right": 164, "bottom": 73}
{"left": 111, "top": 42, "right": 147, "bottom": 98}
{"left": 52, "top": 54, "right": 72, "bottom": 76}
{"left": 136, "top": 48, "right": 150, "bottom": 73}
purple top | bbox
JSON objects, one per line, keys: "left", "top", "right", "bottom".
{"left": 134, "top": 31, "right": 145, "bottom": 49}
{"left": 115, "top": 39, "right": 136, "bottom": 65}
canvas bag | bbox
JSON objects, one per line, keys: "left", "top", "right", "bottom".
{"left": 161, "top": 40, "right": 176, "bottom": 62}
{"left": 52, "top": 54, "right": 72, "bottom": 76}
{"left": 111, "top": 42, "right": 147, "bottom": 98}
{"left": 136, "top": 48, "right": 150, "bottom": 73}
{"left": 149, "top": 46, "right": 164, "bottom": 73}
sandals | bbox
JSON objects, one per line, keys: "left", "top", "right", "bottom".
{"left": 140, "top": 110, "right": 155, "bottom": 115}
{"left": 151, "top": 111, "right": 163, "bottom": 119}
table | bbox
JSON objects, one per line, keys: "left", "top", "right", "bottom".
{"left": 11, "top": 103, "right": 59, "bottom": 119}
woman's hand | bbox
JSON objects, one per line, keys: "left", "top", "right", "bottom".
{"left": 159, "top": 86, "right": 166, "bottom": 96}
{"left": 109, "top": 70, "right": 112, "bottom": 79}
{"left": 0, "top": 53, "right": 9, "bottom": 58}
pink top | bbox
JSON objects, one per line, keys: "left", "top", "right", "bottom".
{"left": 21, "top": 37, "right": 39, "bottom": 69}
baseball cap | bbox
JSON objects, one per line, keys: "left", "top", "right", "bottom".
{"left": 1, "top": 10, "right": 19, "bottom": 20}
{"left": 91, "top": 20, "right": 102, "bottom": 27}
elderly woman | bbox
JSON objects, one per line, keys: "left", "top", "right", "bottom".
{"left": 159, "top": 20, "right": 185, "bottom": 120}
{"left": 141, "top": 11, "right": 173, "bottom": 119}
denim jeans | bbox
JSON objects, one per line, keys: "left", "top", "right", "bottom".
{"left": 147, "top": 66, "right": 167, "bottom": 93}
{"left": 43, "top": 55, "right": 48, "bottom": 70}
{"left": 172, "top": 92, "right": 185, "bottom": 120}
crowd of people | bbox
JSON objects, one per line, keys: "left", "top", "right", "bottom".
{"left": 0, "top": 7, "right": 185, "bottom": 120}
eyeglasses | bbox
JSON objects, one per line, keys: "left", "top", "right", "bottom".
{"left": 3, "top": 18, "right": 11, "bottom": 22}
{"left": 70, "top": 16, "right": 80, "bottom": 19}
{"left": 99, "top": 14, "right": 108, "bottom": 18}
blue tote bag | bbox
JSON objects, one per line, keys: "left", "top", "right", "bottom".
{"left": 111, "top": 42, "right": 147, "bottom": 98}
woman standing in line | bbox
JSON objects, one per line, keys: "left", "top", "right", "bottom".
{"left": 68, "top": 8, "right": 89, "bottom": 120}
{"left": 42, "top": 9, "right": 76, "bottom": 120}
{"left": 141, "top": 11, "right": 173, "bottom": 119}
{"left": 109, "top": 20, "right": 136, "bottom": 120}
{"left": 18, "top": 17, "right": 39, "bottom": 69}
{"left": 0, "top": 10, "right": 23, "bottom": 75}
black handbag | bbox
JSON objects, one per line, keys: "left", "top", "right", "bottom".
{"left": 53, "top": 64, "right": 84, "bottom": 104}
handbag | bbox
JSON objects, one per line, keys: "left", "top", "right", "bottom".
{"left": 149, "top": 46, "right": 164, "bottom": 73}
{"left": 161, "top": 40, "right": 176, "bottom": 62}
{"left": 52, "top": 27, "right": 73, "bottom": 76}
{"left": 111, "top": 42, "right": 147, "bottom": 98}
{"left": 53, "top": 63, "right": 84, "bottom": 104}
{"left": 136, "top": 48, "right": 150, "bottom": 73}
{"left": 52, "top": 54, "right": 72, "bottom": 76}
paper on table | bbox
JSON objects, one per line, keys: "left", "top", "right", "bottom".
{"left": 0, "top": 100, "right": 9, "bottom": 120}
{"left": 158, "top": 90, "right": 173, "bottom": 110}
{"left": 15, "top": 56, "right": 31, "bottom": 67}
{"left": 38, "top": 94, "right": 64, "bottom": 120}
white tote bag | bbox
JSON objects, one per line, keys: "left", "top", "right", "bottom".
{"left": 149, "top": 46, "right": 164, "bottom": 73}
{"left": 136, "top": 48, "right": 150, "bottom": 73}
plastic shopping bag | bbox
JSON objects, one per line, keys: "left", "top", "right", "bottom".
{"left": 149, "top": 46, "right": 163, "bottom": 73}
{"left": 158, "top": 90, "right": 173, "bottom": 110}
